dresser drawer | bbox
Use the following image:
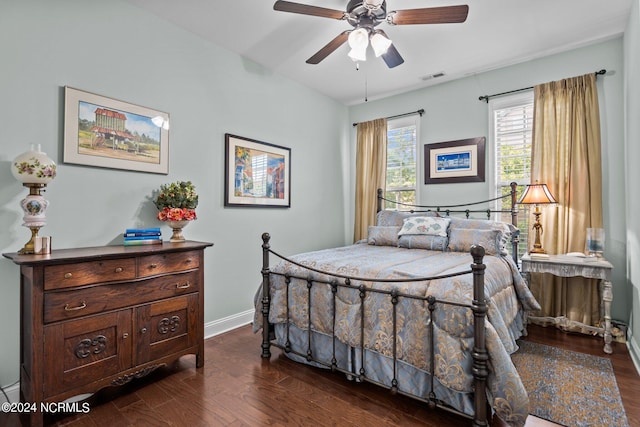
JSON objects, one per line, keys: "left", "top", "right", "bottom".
{"left": 44, "top": 271, "right": 199, "bottom": 323}
{"left": 139, "top": 250, "right": 200, "bottom": 277}
{"left": 45, "top": 258, "right": 136, "bottom": 290}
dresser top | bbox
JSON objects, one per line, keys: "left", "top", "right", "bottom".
{"left": 3, "top": 240, "right": 213, "bottom": 266}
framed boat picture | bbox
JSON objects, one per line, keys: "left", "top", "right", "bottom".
{"left": 424, "top": 137, "right": 485, "bottom": 184}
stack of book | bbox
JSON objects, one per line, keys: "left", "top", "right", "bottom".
{"left": 123, "top": 227, "right": 162, "bottom": 246}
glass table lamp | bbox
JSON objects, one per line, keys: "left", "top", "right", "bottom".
{"left": 11, "top": 144, "right": 57, "bottom": 254}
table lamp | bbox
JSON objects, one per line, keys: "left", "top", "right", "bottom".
{"left": 518, "top": 181, "right": 557, "bottom": 254}
{"left": 11, "top": 144, "right": 57, "bottom": 254}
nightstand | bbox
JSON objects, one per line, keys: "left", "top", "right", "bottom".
{"left": 521, "top": 253, "right": 614, "bottom": 354}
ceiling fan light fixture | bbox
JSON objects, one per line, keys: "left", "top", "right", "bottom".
{"left": 348, "top": 47, "right": 367, "bottom": 62}
{"left": 348, "top": 27, "right": 369, "bottom": 50}
{"left": 370, "top": 31, "right": 392, "bottom": 57}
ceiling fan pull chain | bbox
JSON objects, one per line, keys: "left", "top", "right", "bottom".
{"left": 365, "top": 69, "right": 368, "bottom": 102}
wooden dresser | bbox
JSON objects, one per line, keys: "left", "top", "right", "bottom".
{"left": 3, "top": 240, "right": 213, "bottom": 427}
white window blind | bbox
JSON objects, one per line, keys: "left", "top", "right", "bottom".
{"left": 490, "top": 92, "right": 534, "bottom": 258}
{"left": 385, "top": 117, "right": 418, "bottom": 209}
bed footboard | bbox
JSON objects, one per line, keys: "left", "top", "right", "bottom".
{"left": 259, "top": 232, "right": 490, "bottom": 426}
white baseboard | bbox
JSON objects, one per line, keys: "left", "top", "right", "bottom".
{"left": 628, "top": 326, "right": 640, "bottom": 376}
{"left": 0, "top": 381, "right": 19, "bottom": 404}
{"left": 0, "top": 310, "right": 256, "bottom": 404}
{"left": 204, "top": 309, "right": 255, "bottom": 339}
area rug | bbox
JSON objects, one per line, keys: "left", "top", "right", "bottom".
{"left": 511, "top": 340, "right": 629, "bottom": 427}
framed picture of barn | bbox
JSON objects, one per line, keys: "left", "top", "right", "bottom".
{"left": 63, "top": 86, "right": 169, "bottom": 174}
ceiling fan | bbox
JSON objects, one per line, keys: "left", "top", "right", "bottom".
{"left": 273, "top": 0, "right": 469, "bottom": 68}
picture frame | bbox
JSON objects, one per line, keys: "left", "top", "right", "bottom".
{"left": 224, "top": 133, "right": 291, "bottom": 208}
{"left": 424, "top": 137, "right": 486, "bottom": 184}
{"left": 63, "top": 86, "right": 169, "bottom": 174}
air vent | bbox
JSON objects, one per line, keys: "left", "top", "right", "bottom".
{"left": 421, "top": 72, "right": 446, "bottom": 81}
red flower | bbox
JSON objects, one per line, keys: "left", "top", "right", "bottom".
{"left": 157, "top": 207, "right": 197, "bottom": 221}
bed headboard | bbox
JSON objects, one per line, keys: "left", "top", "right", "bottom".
{"left": 377, "top": 182, "right": 520, "bottom": 263}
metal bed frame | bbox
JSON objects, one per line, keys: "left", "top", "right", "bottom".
{"left": 259, "top": 182, "right": 520, "bottom": 427}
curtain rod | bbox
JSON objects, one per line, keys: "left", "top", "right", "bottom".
{"left": 478, "top": 69, "right": 607, "bottom": 103}
{"left": 352, "top": 108, "right": 424, "bottom": 127}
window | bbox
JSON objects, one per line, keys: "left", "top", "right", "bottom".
{"left": 250, "top": 153, "right": 268, "bottom": 197}
{"left": 385, "top": 116, "right": 418, "bottom": 210}
{"left": 489, "top": 92, "right": 533, "bottom": 258}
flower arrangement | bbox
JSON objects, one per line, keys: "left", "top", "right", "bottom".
{"left": 153, "top": 181, "right": 198, "bottom": 222}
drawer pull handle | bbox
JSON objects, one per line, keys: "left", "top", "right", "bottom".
{"left": 64, "top": 301, "right": 87, "bottom": 311}
{"left": 149, "top": 263, "right": 158, "bottom": 269}
{"left": 114, "top": 267, "right": 123, "bottom": 273}
{"left": 122, "top": 333, "right": 129, "bottom": 339}
{"left": 185, "top": 259, "right": 192, "bottom": 264}
{"left": 140, "top": 327, "right": 148, "bottom": 334}
{"left": 176, "top": 282, "right": 191, "bottom": 289}
{"left": 64, "top": 273, "right": 73, "bottom": 279}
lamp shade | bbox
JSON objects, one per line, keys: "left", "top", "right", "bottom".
{"left": 517, "top": 182, "right": 557, "bottom": 205}
{"left": 370, "top": 32, "right": 392, "bottom": 57}
{"left": 348, "top": 47, "right": 367, "bottom": 62}
{"left": 12, "top": 144, "right": 57, "bottom": 185}
{"left": 348, "top": 28, "right": 369, "bottom": 50}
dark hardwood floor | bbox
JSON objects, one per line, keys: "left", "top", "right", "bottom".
{"left": 1, "top": 324, "right": 638, "bottom": 426}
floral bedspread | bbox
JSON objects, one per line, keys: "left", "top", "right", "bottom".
{"left": 254, "top": 243, "right": 540, "bottom": 427}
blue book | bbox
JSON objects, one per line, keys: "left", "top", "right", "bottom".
{"left": 124, "top": 235, "right": 162, "bottom": 241}
{"left": 123, "top": 231, "right": 162, "bottom": 237}
{"left": 125, "top": 227, "right": 161, "bottom": 234}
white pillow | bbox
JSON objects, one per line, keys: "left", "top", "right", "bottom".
{"left": 398, "top": 216, "right": 451, "bottom": 237}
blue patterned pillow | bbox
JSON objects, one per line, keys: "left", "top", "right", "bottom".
{"left": 448, "top": 218, "right": 514, "bottom": 256}
{"left": 398, "top": 216, "right": 451, "bottom": 237}
{"left": 367, "top": 226, "right": 401, "bottom": 246}
{"left": 447, "top": 228, "right": 501, "bottom": 255}
{"left": 398, "top": 234, "right": 448, "bottom": 251}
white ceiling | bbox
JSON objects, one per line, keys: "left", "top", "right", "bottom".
{"left": 124, "top": 0, "right": 632, "bottom": 106}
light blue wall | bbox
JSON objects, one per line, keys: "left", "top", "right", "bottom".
{"left": 349, "top": 38, "right": 630, "bottom": 327}
{"left": 0, "top": 0, "right": 348, "bottom": 387}
{"left": 624, "top": 0, "right": 640, "bottom": 367}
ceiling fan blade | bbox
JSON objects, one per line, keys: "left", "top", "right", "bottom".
{"left": 381, "top": 43, "right": 404, "bottom": 68}
{"left": 306, "top": 31, "right": 349, "bottom": 64}
{"left": 389, "top": 5, "right": 469, "bottom": 25}
{"left": 274, "top": 1, "right": 345, "bottom": 20}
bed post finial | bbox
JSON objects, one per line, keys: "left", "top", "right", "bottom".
{"left": 470, "top": 245, "right": 489, "bottom": 427}
{"left": 261, "top": 232, "right": 272, "bottom": 359}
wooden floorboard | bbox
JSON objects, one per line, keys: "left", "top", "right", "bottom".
{"left": 0, "top": 324, "right": 637, "bottom": 426}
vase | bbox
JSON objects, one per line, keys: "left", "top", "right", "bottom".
{"left": 166, "top": 220, "right": 190, "bottom": 242}
{"left": 586, "top": 227, "right": 605, "bottom": 258}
